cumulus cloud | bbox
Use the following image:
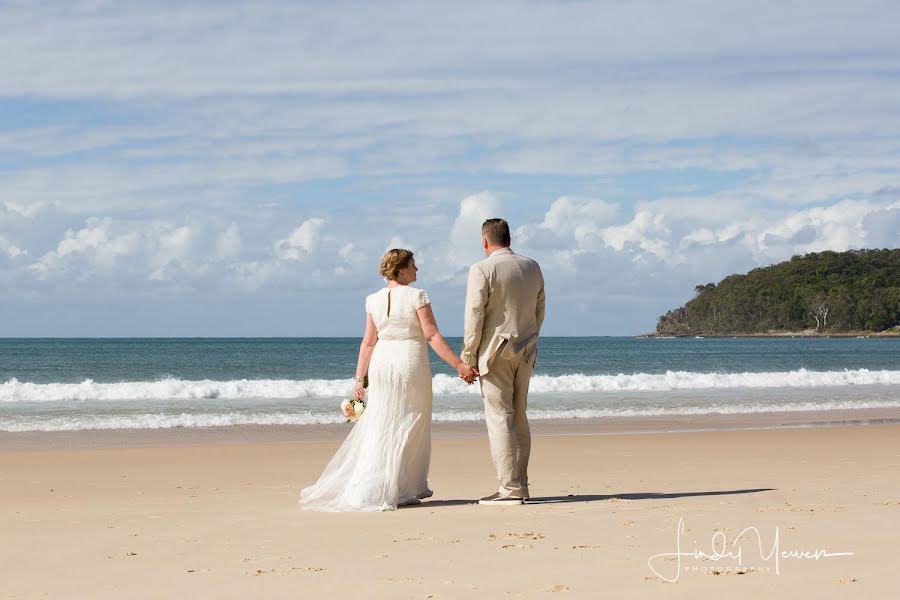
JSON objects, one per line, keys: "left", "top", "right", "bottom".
{"left": 447, "top": 192, "right": 503, "bottom": 268}
{"left": 149, "top": 225, "right": 194, "bottom": 281}
{"left": 216, "top": 223, "right": 242, "bottom": 260}
{"left": 680, "top": 224, "right": 746, "bottom": 248}
{"left": 29, "top": 217, "right": 140, "bottom": 278}
{"left": 862, "top": 203, "right": 900, "bottom": 248}
{"left": 228, "top": 260, "right": 281, "bottom": 292}
{"left": 0, "top": 235, "right": 26, "bottom": 260}
{"left": 749, "top": 200, "right": 873, "bottom": 262}
{"left": 5, "top": 189, "right": 900, "bottom": 334}
{"left": 601, "top": 211, "right": 674, "bottom": 263}
{"left": 517, "top": 197, "right": 618, "bottom": 253}
{"left": 3, "top": 201, "right": 48, "bottom": 219}
{"left": 23, "top": 218, "right": 248, "bottom": 286}
{"left": 337, "top": 242, "right": 367, "bottom": 267}
{"left": 385, "top": 236, "right": 415, "bottom": 252}
{"left": 273, "top": 218, "right": 326, "bottom": 261}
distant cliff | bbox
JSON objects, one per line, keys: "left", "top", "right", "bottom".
{"left": 653, "top": 249, "right": 900, "bottom": 336}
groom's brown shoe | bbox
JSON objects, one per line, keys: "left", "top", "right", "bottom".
{"left": 478, "top": 492, "right": 524, "bottom": 505}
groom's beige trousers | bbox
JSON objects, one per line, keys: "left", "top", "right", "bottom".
{"left": 480, "top": 346, "right": 534, "bottom": 497}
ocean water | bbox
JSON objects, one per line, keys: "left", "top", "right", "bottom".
{"left": 1, "top": 337, "right": 899, "bottom": 432}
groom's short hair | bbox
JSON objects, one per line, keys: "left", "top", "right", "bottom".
{"left": 482, "top": 218, "right": 511, "bottom": 247}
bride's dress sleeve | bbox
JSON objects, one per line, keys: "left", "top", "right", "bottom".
{"left": 414, "top": 288, "right": 431, "bottom": 310}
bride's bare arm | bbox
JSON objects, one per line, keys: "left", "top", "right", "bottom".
{"left": 416, "top": 304, "right": 477, "bottom": 381}
{"left": 353, "top": 313, "right": 378, "bottom": 400}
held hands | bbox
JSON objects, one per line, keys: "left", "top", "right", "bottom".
{"left": 456, "top": 362, "right": 479, "bottom": 385}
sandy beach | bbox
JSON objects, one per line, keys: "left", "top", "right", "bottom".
{"left": 2, "top": 419, "right": 899, "bottom": 599}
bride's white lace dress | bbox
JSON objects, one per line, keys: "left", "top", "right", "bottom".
{"left": 299, "top": 285, "right": 433, "bottom": 511}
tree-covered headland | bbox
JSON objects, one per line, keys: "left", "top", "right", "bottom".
{"left": 654, "top": 249, "right": 900, "bottom": 336}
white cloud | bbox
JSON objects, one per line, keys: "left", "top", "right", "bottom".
{"left": 447, "top": 192, "right": 503, "bottom": 268}
{"left": 228, "top": 260, "right": 280, "bottom": 292}
{"left": 541, "top": 197, "right": 617, "bottom": 236}
{"left": 4, "top": 189, "right": 900, "bottom": 334}
{"left": 3, "top": 201, "right": 49, "bottom": 219}
{"left": 680, "top": 224, "right": 745, "bottom": 248}
{"left": 517, "top": 196, "right": 618, "bottom": 253}
{"left": 149, "top": 225, "right": 194, "bottom": 281}
{"left": 385, "top": 236, "right": 414, "bottom": 252}
{"left": 749, "top": 200, "right": 873, "bottom": 262}
{"left": 338, "top": 242, "right": 364, "bottom": 264}
{"left": 273, "top": 218, "right": 326, "bottom": 261}
{"left": 862, "top": 203, "right": 900, "bottom": 248}
{"left": 29, "top": 217, "right": 140, "bottom": 278}
{"left": 216, "top": 223, "right": 242, "bottom": 260}
{"left": 2, "top": 2, "right": 899, "bottom": 101}
{"left": 0, "top": 235, "right": 26, "bottom": 260}
{"left": 601, "top": 211, "right": 674, "bottom": 262}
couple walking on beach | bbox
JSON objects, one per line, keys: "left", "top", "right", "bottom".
{"left": 300, "top": 218, "right": 545, "bottom": 511}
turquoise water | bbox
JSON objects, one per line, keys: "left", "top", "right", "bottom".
{"left": 3, "top": 336, "right": 900, "bottom": 382}
{"left": 2, "top": 337, "right": 899, "bottom": 431}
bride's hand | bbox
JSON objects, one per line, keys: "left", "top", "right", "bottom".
{"left": 456, "top": 362, "right": 478, "bottom": 384}
{"left": 353, "top": 382, "right": 365, "bottom": 401}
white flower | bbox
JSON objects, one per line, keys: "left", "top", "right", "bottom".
{"left": 353, "top": 402, "right": 365, "bottom": 417}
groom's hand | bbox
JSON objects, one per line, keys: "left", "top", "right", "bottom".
{"left": 456, "top": 363, "right": 478, "bottom": 384}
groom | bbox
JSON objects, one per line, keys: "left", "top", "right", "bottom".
{"left": 460, "top": 218, "right": 545, "bottom": 505}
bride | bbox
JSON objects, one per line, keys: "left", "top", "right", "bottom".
{"left": 299, "top": 249, "right": 478, "bottom": 511}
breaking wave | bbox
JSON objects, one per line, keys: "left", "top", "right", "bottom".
{"left": 4, "top": 398, "right": 900, "bottom": 431}
{"left": 3, "top": 369, "right": 900, "bottom": 403}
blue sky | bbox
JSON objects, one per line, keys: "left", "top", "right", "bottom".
{"left": 1, "top": 0, "right": 899, "bottom": 336}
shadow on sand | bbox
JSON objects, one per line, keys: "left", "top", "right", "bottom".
{"left": 416, "top": 488, "right": 774, "bottom": 508}
{"left": 524, "top": 488, "right": 775, "bottom": 505}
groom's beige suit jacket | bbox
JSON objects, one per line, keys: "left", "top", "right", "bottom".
{"left": 461, "top": 247, "right": 545, "bottom": 377}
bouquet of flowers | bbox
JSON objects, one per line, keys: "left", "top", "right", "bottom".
{"left": 341, "top": 373, "right": 368, "bottom": 423}
{"left": 341, "top": 398, "right": 365, "bottom": 422}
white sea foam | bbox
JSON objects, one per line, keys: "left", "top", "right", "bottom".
{"left": 3, "top": 399, "right": 900, "bottom": 432}
{"left": 3, "top": 369, "right": 900, "bottom": 403}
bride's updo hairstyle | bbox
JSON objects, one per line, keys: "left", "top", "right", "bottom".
{"left": 380, "top": 248, "right": 414, "bottom": 281}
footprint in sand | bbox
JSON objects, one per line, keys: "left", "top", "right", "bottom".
{"left": 837, "top": 577, "right": 859, "bottom": 584}
{"left": 501, "top": 543, "right": 533, "bottom": 550}
{"left": 507, "top": 532, "right": 545, "bottom": 540}
{"left": 290, "top": 566, "right": 325, "bottom": 573}
{"left": 381, "top": 576, "right": 424, "bottom": 584}
{"left": 393, "top": 535, "right": 425, "bottom": 543}
{"left": 544, "top": 584, "right": 570, "bottom": 592}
